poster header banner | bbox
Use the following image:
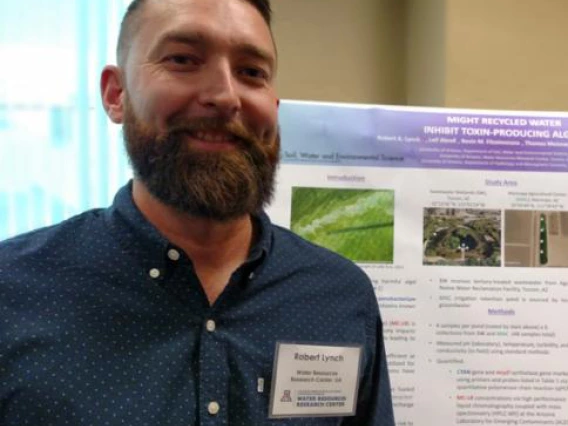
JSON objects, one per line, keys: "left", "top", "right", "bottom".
{"left": 279, "top": 101, "right": 568, "bottom": 173}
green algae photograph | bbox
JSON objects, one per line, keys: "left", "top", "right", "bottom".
{"left": 290, "top": 187, "right": 395, "bottom": 263}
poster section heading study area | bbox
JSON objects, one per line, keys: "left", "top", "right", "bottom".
{"left": 267, "top": 101, "right": 568, "bottom": 426}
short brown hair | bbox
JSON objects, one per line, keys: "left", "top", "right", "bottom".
{"left": 116, "top": 0, "right": 273, "bottom": 66}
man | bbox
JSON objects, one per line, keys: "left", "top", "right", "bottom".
{"left": 0, "top": 0, "right": 395, "bottom": 424}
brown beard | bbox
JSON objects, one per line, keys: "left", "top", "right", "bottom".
{"left": 122, "top": 97, "right": 280, "bottom": 221}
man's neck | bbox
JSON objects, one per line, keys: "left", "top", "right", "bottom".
{"left": 132, "top": 180, "right": 255, "bottom": 304}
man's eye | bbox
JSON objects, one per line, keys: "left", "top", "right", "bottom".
{"left": 165, "top": 55, "right": 199, "bottom": 66}
{"left": 240, "top": 67, "right": 269, "bottom": 81}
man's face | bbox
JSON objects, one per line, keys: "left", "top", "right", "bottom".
{"left": 120, "top": 0, "right": 279, "bottom": 220}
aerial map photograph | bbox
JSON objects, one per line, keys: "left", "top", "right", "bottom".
{"left": 504, "top": 210, "right": 568, "bottom": 267}
{"left": 423, "top": 208, "right": 501, "bottom": 266}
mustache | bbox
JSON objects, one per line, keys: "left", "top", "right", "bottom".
{"left": 161, "top": 117, "right": 259, "bottom": 147}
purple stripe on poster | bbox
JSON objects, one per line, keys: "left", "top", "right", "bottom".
{"left": 278, "top": 101, "right": 568, "bottom": 172}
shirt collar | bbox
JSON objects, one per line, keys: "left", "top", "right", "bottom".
{"left": 105, "top": 181, "right": 273, "bottom": 265}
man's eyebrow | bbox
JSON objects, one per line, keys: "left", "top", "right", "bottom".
{"left": 149, "top": 31, "right": 206, "bottom": 56}
{"left": 236, "top": 43, "right": 276, "bottom": 71}
{"left": 149, "top": 30, "right": 276, "bottom": 70}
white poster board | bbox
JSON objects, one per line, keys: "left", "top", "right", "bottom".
{"left": 267, "top": 100, "right": 568, "bottom": 426}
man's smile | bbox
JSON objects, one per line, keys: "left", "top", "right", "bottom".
{"left": 184, "top": 130, "right": 240, "bottom": 151}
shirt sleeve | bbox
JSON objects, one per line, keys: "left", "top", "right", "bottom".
{"left": 342, "top": 296, "right": 395, "bottom": 426}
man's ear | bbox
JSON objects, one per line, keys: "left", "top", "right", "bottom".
{"left": 101, "top": 65, "right": 125, "bottom": 124}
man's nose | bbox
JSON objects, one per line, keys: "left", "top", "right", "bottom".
{"left": 197, "top": 60, "right": 241, "bottom": 118}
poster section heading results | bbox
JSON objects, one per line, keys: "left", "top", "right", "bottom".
{"left": 279, "top": 101, "right": 568, "bottom": 173}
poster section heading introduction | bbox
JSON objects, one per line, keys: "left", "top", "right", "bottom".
{"left": 279, "top": 100, "right": 568, "bottom": 173}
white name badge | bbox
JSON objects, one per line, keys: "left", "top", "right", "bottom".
{"left": 269, "top": 342, "right": 362, "bottom": 418}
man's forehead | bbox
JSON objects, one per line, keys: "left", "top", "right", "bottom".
{"left": 139, "top": 0, "right": 268, "bottom": 31}
{"left": 135, "top": 0, "right": 275, "bottom": 55}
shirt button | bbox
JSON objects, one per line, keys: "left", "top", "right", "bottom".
{"left": 149, "top": 268, "right": 161, "bottom": 279}
{"left": 167, "top": 249, "right": 180, "bottom": 261}
{"left": 208, "top": 401, "right": 220, "bottom": 415}
{"left": 206, "top": 320, "right": 216, "bottom": 332}
{"left": 248, "top": 272, "right": 255, "bottom": 280}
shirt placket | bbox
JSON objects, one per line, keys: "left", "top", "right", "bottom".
{"left": 198, "top": 310, "right": 229, "bottom": 425}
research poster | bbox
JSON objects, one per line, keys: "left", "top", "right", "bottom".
{"left": 267, "top": 100, "right": 568, "bottom": 426}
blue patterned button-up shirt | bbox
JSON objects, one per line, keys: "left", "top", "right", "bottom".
{"left": 0, "top": 182, "right": 394, "bottom": 425}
